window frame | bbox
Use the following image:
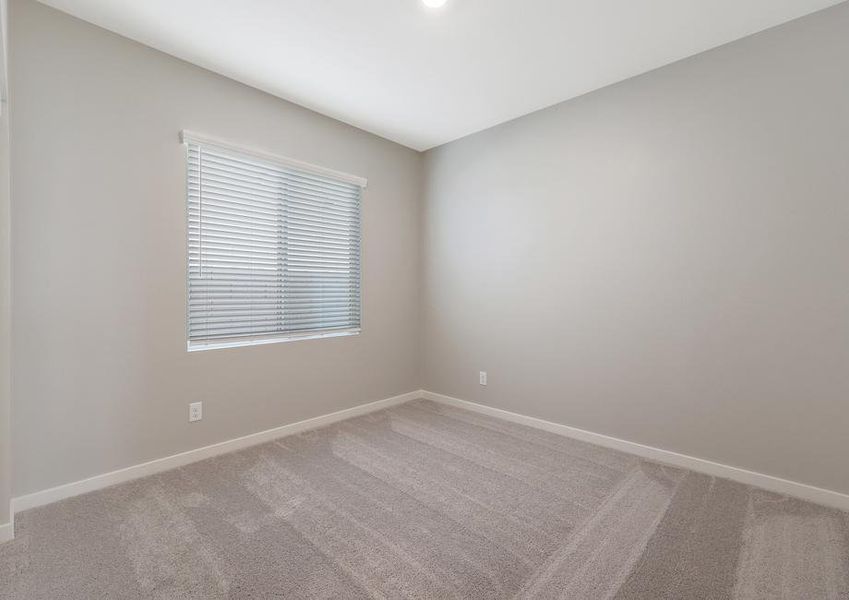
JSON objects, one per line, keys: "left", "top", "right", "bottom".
{"left": 181, "top": 130, "right": 366, "bottom": 352}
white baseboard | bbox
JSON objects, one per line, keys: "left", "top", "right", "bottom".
{"left": 10, "top": 387, "right": 849, "bottom": 523}
{"left": 0, "top": 519, "right": 12, "bottom": 544}
{"left": 422, "top": 390, "right": 849, "bottom": 512}
{"left": 11, "top": 390, "right": 421, "bottom": 515}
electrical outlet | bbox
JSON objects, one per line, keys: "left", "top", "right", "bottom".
{"left": 479, "top": 371, "right": 488, "bottom": 386}
{"left": 189, "top": 402, "right": 203, "bottom": 423}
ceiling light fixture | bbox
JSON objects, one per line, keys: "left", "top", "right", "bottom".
{"left": 422, "top": 0, "right": 448, "bottom": 8}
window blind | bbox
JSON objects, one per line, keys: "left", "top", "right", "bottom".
{"left": 184, "top": 132, "right": 364, "bottom": 350}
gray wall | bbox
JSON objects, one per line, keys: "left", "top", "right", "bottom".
{"left": 0, "top": 0, "right": 10, "bottom": 530}
{"left": 0, "top": 76, "right": 9, "bottom": 531}
{"left": 9, "top": 0, "right": 421, "bottom": 496}
{"left": 422, "top": 3, "right": 849, "bottom": 494}
{"left": 0, "top": 108, "right": 8, "bottom": 531}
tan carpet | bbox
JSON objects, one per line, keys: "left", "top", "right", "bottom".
{"left": 1, "top": 399, "right": 847, "bottom": 599}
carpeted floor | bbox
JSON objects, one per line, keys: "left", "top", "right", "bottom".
{"left": 1, "top": 399, "right": 847, "bottom": 599}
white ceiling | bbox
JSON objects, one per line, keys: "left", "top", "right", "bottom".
{"left": 38, "top": 0, "right": 845, "bottom": 151}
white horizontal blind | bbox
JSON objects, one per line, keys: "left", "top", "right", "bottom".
{"left": 186, "top": 135, "right": 362, "bottom": 349}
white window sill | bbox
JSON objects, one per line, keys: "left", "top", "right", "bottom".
{"left": 187, "top": 329, "right": 360, "bottom": 352}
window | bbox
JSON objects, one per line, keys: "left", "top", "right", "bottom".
{"left": 183, "top": 131, "right": 365, "bottom": 350}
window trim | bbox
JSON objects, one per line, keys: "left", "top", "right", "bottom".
{"left": 187, "top": 328, "right": 361, "bottom": 353}
{"left": 181, "top": 130, "right": 366, "bottom": 352}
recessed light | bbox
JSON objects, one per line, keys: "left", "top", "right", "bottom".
{"left": 422, "top": 0, "right": 448, "bottom": 8}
